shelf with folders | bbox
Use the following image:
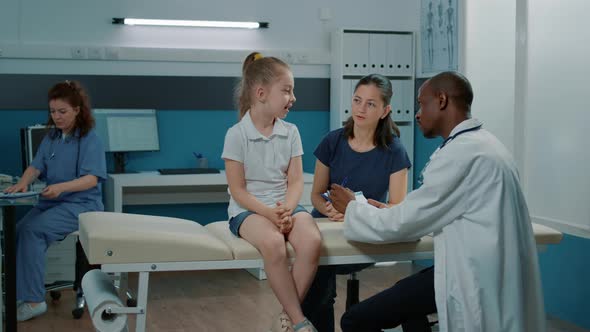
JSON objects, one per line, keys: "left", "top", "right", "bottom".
{"left": 331, "top": 28, "right": 416, "bottom": 191}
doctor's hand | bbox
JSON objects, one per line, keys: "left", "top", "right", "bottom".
{"left": 330, "top": 184, "right": 355, "bottom": 214}
{"left": 324, "top": 201, "right": 344, "bottom": 221}
{"left": 367, "top": 199, "right": 392, "bottom": 209}
{"left": 41, "top": 184, "right": 65, "bottom": 199}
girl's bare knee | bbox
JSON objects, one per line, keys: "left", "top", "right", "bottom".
{"left": 260, "top": 232, "right": 287, "bottom": 261}
{"left": 295, "top": 231, "right": 322, "bottom": 262}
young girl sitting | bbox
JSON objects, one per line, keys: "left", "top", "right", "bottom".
{"left": 222, "top": 52, "right": 321, "bottom": 332}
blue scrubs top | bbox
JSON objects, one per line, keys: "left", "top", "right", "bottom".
{"left": 31, "top": 128, "right": 107, "bottom": 211}
{"left": 312, "top": 128, "right": 411, "bottom": 218}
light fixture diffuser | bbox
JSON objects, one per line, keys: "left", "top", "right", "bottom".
{"left": 112, "top": 18, "right": 268, "bottom": 29}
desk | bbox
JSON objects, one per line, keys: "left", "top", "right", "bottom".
{"left": 1, "top": 197, "right": 36, "bottom": 332}
{"left": 104, "top": 171, "right": 314, "bottom": 213}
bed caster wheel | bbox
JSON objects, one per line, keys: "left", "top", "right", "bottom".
{"left": 72, "top": 307, "right": 84, "bottom": 319}
{"left": 127, "top": 298, "right": 137, "bottom": 307}
{"left": 50, "top": 290, "right": 61, "bottom": 301}
{"left": 72, "top": 291, "right": 85, "bottom": 319}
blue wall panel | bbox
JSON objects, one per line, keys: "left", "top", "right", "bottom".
{"left": 539, "top": 235, "right": 590, "bottom": 329}
{"left": 0, "top": 109, "right": 330, "bottom": 225}
{"left": 110, "top": 109, "right": 330, "bottom": 175}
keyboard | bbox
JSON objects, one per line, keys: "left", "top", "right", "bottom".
{"left": 0, "top": 191, "right": 40, "bottom": 199}
{"left": 157, "top": 168, "right": 220, "bottom": 175}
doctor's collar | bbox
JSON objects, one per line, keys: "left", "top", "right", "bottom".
{"left": 439, "top": 118, "right": 482, "bottom": 149}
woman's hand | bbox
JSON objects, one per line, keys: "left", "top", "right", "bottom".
{"left": 368, "top": 199, "right": 392, "bottom": 209}
{"left": 3, "top": 182, "right": 27, "bottom": 193}
{"left": 324, "top": 201, "right": 344, "bottom": 222}
{"left": 41, "top": 184, "right": 66, "bottom": 199}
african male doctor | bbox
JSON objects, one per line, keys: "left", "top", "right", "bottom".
{"left": 330, "top": 71, "right": 545, "bottom": 332}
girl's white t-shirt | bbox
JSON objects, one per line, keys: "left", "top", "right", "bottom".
{"left": 221, "top": 111, "right": 304, "bottom": 219}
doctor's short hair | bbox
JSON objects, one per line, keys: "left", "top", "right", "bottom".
{"left": 343, "top": 74, "right": 401, "bottom": 148}
{"left": 235, "top": 51, "right": 291, "bottom": 120}
{"left": 428, "top": 71, "right": 474, "bottom": 109}
{"left": 47, "top": 80, "right": 95, "bottom": 137}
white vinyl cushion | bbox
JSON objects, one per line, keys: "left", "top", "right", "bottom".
{"left": 531, "top": 223, "right": 564, "bottom": 244}
{"left": 79, "top": 212, "right": 233, "bottom": 264}
{"left": 79, "top": 212, "right": 562, "bottom": 265}
{"left": 205, "top": 219, "right": 434, "bottom": 260}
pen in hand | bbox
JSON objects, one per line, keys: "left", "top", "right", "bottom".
{"left": 322, "top": 176, "right": 350, "bottom": 203}
{"left": 340, "top": 176, "right": 349, "bottom": 188}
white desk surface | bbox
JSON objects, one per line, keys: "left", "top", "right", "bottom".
{"left": 107, "top": 171, "right": 230, "bottom": 186}
{"left": 108, "top": 171, "right": 313, "bottom": 185}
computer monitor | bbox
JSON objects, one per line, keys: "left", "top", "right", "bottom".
{"left": 92, "top": 109, "right": 160, "bottom": 173}
{"left": 20, "top": 125, "right": 50, "bottom": 172}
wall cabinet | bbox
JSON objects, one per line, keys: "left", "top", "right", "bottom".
{"left": 331, "top": 29, "right": 415, "bottom": 191}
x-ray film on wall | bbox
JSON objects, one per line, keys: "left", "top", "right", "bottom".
{"left": 421, "top": 0, "right": 458, "bottom": 74}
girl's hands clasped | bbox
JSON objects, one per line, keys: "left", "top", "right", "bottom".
{"left": 266, "top": 202, "right": 293, "bottom": 234}
{"left": 275, "top": 202, "right": 293, "bottom": 234}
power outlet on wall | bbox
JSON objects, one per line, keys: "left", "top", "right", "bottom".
{"left": 87, "top": 47, "right": 103, "bottom": 60}
{"left": 105, "top": 47, "right": 120, "bottom": 60}
{"left": 283, "top": 52, "right": 295, "bottom": 64}
{"left": 297, "top": 54, "right": 309, "bottom": 63}
{"left": 70, "top": 47, "right": 86, "bottom": 59}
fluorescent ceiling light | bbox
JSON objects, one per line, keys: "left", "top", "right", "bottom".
{"left": 112, "top": 18, "right": 268, "bottom": 29}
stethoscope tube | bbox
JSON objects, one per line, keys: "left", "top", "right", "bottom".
{"left": 439, "top": 124, "right": 482, "bottom": 150}
{"left": 48, "top": 134, "right": 81, "bottom": 178}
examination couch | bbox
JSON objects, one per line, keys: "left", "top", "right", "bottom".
{"left": 79, "top": 211, "right": 563, "bottom": 332}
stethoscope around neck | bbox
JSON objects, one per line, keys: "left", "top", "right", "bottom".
{"left": 48, "top": 133, "right": 81, "bottom": 178}
{"left": 438, "top": 124, "right": 483, "bottom": 150}
{"left": 418, "top": 124, "right": 482, "bottom": 186}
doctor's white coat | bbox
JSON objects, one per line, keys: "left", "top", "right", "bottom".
{"left": 344, "top": 119, "right": 545, "bottom": 332}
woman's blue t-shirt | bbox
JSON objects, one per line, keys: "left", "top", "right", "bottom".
{"left": 312, "top": 128, "right": 411, "bottom": 217}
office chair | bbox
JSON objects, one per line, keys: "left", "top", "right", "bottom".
{"left": 45, "top": 233, "right": 97, "bottom": 319}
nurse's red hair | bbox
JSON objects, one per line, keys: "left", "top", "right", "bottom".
{"left": 47, "top": 80, "right": 95, "bottom": 137}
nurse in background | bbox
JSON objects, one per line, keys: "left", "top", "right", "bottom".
{"left": 302, "top": 74, "right": 411, "bottom": 332}
{"left": 331, "top": 71, "right": 545, "bottom": 332}
{"left": 4, "top": 80, "right": 106, "bottom": 321}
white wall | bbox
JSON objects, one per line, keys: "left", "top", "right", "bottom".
{"left": 523, "top": 0, "right": 590, "bottom": 237}
{"left": 461, "top": 1, "right": 516, "bottom": 153}
{"left": 462, "top": 0, "right": 590, "bottom": 237}
{"left": 0, "top": 0, "right": 419, "bottom": 77}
